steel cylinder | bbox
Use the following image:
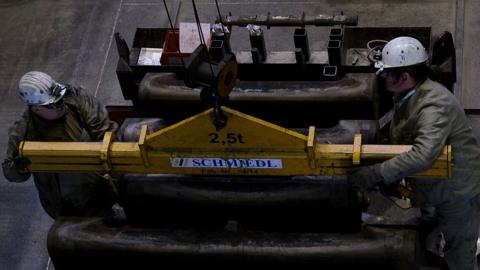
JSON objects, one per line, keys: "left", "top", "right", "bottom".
{"left": 119, "top": 174, "right": 362, "bottom": 232}
{"left": 221, "top": 14, "right": 358, "bottom": 27}
{"left": 137, "top": 73, "right": 378, "bottom": 127}
{"left": 48, "top": 218, "right": 416, "bottom": 270}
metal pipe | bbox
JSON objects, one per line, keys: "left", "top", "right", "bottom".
{"left": 249, "top": 26, "right": 267, "bottom": 62}
{"left": 327, "top": 39, "right": 342, "bottom": 65}
{"left": 323, "top": 65, "right": 338, "bottom": 78}
{"left": 294, "top": 28, "right": 310, "bottom": 61}
{"left": 295, "top": 48, "right": 306, "bottom": 68}
{"left": 210, "top": 40, "right": 226, "bottom": 62}
{"left": 251, "top": 47, "right": 263, "bottom": 65}
{"left": 221, "top": 14, "right": 358, "bottom": 27}
{"left": 329, "top": 27, "right": 344, "bottom": 41}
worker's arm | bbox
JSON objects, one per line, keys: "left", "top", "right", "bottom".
{"left": 75, "top": 88, "right": 118, "bottom": 141}
{"left": 380, "top": 100, "right": 453, "bottom": 184}
{"left": 2, "top": 110, "right": 31, "bottom": 182}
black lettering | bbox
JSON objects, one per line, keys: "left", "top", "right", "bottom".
{"left": 237, "top": 134, "right": 245, "bottom": 144}
{"left": 227, "top": 133, "right": 237, "bottom": 143}
{"left": 209, "top": 133, "right": 220, "bottom": 143}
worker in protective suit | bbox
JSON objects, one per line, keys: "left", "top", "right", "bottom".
{"left": 348, "top": 37, "right": 480, "bottom": 270}
{"left": 2, "top": 71, "right": 118, "bottom": 219}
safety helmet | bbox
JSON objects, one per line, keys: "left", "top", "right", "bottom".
{"left": 18, "top": 71, "right": 66, "bottom": 105}
{"left": 376, "top": 37, "right": 428, "bottom": 75}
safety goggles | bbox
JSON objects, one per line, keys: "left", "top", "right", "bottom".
{"left": 42, "top": 98, "right": 64, "bottom": 109}
{"left": 51, "top": 84, "right": 66, "bottom": 97}
{"left": 376, "top": 68, "right": 393, "bottom": 78}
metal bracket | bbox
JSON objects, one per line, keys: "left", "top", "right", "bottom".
{"left": 307, "top": 126, "right": 316, "bottom": 168}
{"left": 100, "top": 131, "right": 114, "bottom": 171}
{"left": 447, "top": 145, "right": 452, "bottom": 177}
{"left": 19, "top": 141, "right": 25, "bottom": 158}
{"left": 138, "top": 125, "right": 150, "bottom": 167}
{"left": 352, "top": 133, "right": 362, "bottom": 165}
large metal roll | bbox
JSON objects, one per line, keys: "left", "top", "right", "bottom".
{"left": 48, "top": 218, "right": 416, "bottom": 270}
{"left": 119, "top": 175, "right": 362, "bottom": 232}
{"left": 136, "top": 73, "right": 378, "bottom": 126}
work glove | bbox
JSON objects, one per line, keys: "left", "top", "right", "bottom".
{"left": 347, "top": 163, "right": 385, "bottom": 192}
{"left": 378, "top": 181, "right": 412, "bottom": 199}
{"left": 2, "top": 157, "right": 31, "bottom": 183}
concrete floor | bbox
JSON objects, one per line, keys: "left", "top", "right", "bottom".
{"left": 0, "top": 1, "right": 476, "bottom": 269}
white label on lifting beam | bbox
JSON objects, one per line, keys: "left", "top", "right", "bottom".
{"left": 170, "top": 158, "right": 283, "bottom": 169}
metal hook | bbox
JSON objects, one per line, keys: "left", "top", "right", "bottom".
{"left": 213, "top": 97, "right": 227, "bottom": 131}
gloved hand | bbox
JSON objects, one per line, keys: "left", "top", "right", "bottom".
{"left": 347, "top": 163, "right": 385, "bottom": 192}
{"left": 378, "top": 181, "right": 412, "bottom": 199}
{"left": 14, "top": 157, "right": 30, "bottom": 172}
{"left": 2, "top": 157, "right": 31, "bottom": 182}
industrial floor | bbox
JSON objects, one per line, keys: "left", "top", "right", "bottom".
{"left": 0, "top": 1, "right": 478, "bottom": 269}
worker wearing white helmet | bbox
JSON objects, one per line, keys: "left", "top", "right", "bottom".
{"left": 16, "top": 71, "right": 68, "bottom": 121}
{"left": 376, "top": 36, "right": 428, "bottom": 73}
{"left": 2, "top": 71, "right": 118, "bottom": 218}
{"left": 18, "top": 71, "right": 66, "bottom": 105}
{"left": 349, "top": 37, "right": 480, "bottom": 270}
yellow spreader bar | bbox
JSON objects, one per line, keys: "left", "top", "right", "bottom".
{"left": 20, "top": 107, "right": 451, "bottom": 177}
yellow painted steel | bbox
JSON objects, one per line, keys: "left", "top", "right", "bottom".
{"left": 307, "top": 126, "right": 316, "bottom": 169}
{"left": 352, "top": 133, "right": 362, "bottom": 165}
{"left": 20, "top": 107, "right": 451, "bottom": 178}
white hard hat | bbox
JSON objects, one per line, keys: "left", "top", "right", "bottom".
{"left": 376, "top": 36, "right": 428, "bottom": 75}
{"left": 18, "top": 71, "right": 66, "bottom": 105}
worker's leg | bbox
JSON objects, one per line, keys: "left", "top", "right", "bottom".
{"left": 437, "top": 194, "right": 480, "bottom": 270}
{"left": 33, "top": 173, "right": 62, "bottom": 218}
{"left": 58, "top": 172, "right": 117, "bottom": 217}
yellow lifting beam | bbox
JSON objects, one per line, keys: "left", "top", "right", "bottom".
{"left": 20, "top": 107, "right": 451, "bottom": 177}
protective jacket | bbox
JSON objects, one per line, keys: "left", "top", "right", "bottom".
{"left": 3, "top": 85, "right": 118, "bottom": 218}
{"left": 380, "top": 78, "right": 480, "bottom": 207}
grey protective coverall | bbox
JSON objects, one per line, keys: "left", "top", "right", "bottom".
{"left": 381, "top": 78, "right": 480, "bottom": 270}
{"left": 2, "top": 85, "right": 118, "bottom": 218}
